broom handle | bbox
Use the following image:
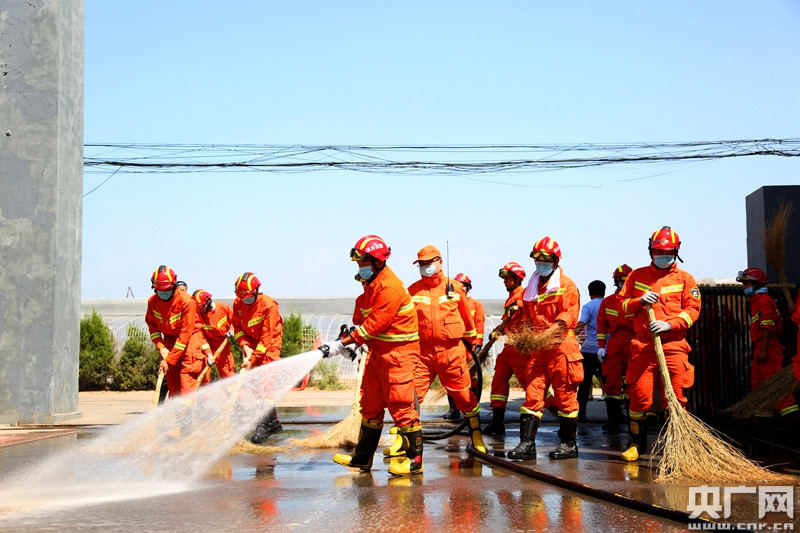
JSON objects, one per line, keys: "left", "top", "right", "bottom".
{"left": 195, "top": 336, "right": 232, "bottom": 390}
{"left": 646, "top": 304, "right": 682, "bottom": 411}
{"left": 151, "top": 369, "right": 164, "bottom": 410}
{"left": 474, "top": 312, "right": 514, "bottom": 366}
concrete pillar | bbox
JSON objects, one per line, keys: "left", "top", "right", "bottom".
{"left": 0, "top": 0, "right": 83, "bottom": 423}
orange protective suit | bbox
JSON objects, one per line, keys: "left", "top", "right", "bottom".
{"left": 467, "top": 296, "right": 486, "bottom": 348}
{"left": 198, "top": 301, "right": 236, "bottom": 379}
{"left": 747, "top": 290, "right": 797, "bottom": 417}
{"left": 619, "top": 263, "right": 700, "bottom": 416}
{"left": 350, "top": 265, "right": 422, "bottom": 429}
{"left": 409, "top": 271, "right": 479, "bottom": 414}
{"left": 596, "top": 291, "right": 634, "bottom": 400}
{"left": 521, "top": 268, "right": 583, "bottom": 418}
{"left": 233, "top": 293, "right": 283, "bottom": 367}
{"left": 146, "top": 290, "right": 211, "bottom": 395}
{"left": 490, "top": 285, "right": 529, "bottom": 408}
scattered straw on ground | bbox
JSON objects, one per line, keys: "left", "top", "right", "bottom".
{"left": 504, "top": 324, "right": 561, "bottom": 354}
{"left": 228, "top": 439, "right": 288, "bottom": 454}
{"left": 650, "top": 407, "right": 791, "bottom": 483}
{"left": 721, "top": 366, "right": 800, "bottom": 419}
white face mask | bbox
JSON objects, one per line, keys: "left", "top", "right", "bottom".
{"left": 419, "top": 263, "right": 438, "bottom": 278}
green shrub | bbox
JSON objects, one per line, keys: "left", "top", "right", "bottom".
{"left": 309, "top": 359, "right": 346, "bottom": 390}
{"left": 79, "top": 309, "right": 116, "bottom": 390}
{"left": 114, "top": 324, "right": 160, "bottom": 391}
{"left": 281, "top": 309, "right": 318, "bottom": 357}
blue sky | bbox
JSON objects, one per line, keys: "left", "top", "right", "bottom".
{"left": 82, "top": 1, "right": 800, "bottom": 304}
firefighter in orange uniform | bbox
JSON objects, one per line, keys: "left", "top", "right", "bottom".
{"left": 736, "top": 268, "right": 798, "bottom": 422}
{"left": 408, "top": 245, "right": 487, "bottom": 454}
{"left": 439, "top": 272, "right": 485, "bottom": 420}
{"left": 619, "top": 226, "right": 701, "bottom": 461}
{"left": 596, "top": 264, "right": 634, "bottom": 433}
{"left": 232, "top": 272, "right": 284, "bottom": 444}
{"left": 484, "top": 261, "right": 528, "bottom": 435}
{"left": 510, "top": 237, "right": 583, "bottom": 460}
{"left": 146, "top": 265, "right": 211, "bottom": 396}
{"left": 321, "top": 235, "right": 424, "bottom": 476}
{"left": 193, "top": 289, "right": 237, "bottom": 380}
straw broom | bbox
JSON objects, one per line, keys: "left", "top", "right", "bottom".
{"left": 762, "top": 199, "right": 794, "bottom": 309}
{"left": 289, "top": 349, "right": 368, "bottom": 449}
{"left": 645, "top": 305, "right": 788, "bottom": 483}
{"left": 722, "top": 366, "right": 800, "bottom": 419}
{"left": 722, "top": 199, "right": 797, "bottom": 419}
{"left": 504, "top": 323, "right": 562, "bottom": 354}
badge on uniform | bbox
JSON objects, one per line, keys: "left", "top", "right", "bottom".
{"left": 690, "top": 287, "right": 700, "bottom": 299}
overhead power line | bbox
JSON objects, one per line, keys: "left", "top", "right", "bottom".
{"left": 83, "top": 138, "right": 800, "bottom": 176}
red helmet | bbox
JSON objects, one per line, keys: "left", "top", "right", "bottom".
{"left": 235, "top": 272, "right": 261, "bottom": 298}
{"left": 612, "top": 264, "right": 633, "bottom": 281}
{"left": 350, "top": 235, "right": 391, "bottom": 262}
{"left": 151, "top": 265, "right": 177, "bottom": 291}
{"left": 499, "top": 261, "right": 526, "bottom": 280}
{"left": 530, "top": 236, "right": 561, "bottom": 260}
{"left": 454, "top": 273, "right": 472, "bottom": 290}
{"left": 192, "top": 289, "right": 213, "bottom": 308}
{"left": 736, "top": 267, "right": 768, "bottom": 285}
{"left": 649, "top": 226, "right": 680, "bottom": 252}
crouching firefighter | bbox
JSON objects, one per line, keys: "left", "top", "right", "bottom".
{"left": 320, "top": 235, "right": 424, "bottom": 476}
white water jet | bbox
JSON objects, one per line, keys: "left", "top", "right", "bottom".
{"left": 0, "top": 349, "right": 323, "bottom": 514}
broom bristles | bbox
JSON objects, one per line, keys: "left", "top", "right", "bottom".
{"left": 762, "top": 199, "right": 795, "bottom": 307}
{"left": 721, "top": 366, "right": 800, "bottom": 419}
{"left": 651, "top": 407, "right": 790, "bottom": 483}
{"left": 505, "top": 324, "right": 562, "bottom": 354}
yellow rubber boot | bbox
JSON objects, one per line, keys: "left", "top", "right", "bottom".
{"left": 622, "top": 444, "right": 639, "bottom": 462}
{"left": 387, "top": 428, "right": 423, "bottom": 476}
{"left": 622, "top": 416, "right": 648, "bottom": 462}
{"left": 382, "top": 426, "right": 405, "bottom": 457}
{"left": 465, "top": 413, "right": 487, "bottom": 453}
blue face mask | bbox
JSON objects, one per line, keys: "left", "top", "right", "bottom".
{"left": 156, "top": 290, "right": 173, "bottom": 301}
{"left": 653, "top": 255, "right": 676, "bottom": 269}
{"left": 358, "top": 265, "right": 374, "bottom": 281}
{"left": 242, "top": 296, "right": 256, "bottom": 305}
{"left": 743, "top": 287, "right": 755, "bottom": 297}
{"left": 534, "top": 261, "right": 554, "bottom": 277}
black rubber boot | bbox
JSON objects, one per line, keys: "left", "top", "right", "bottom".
{"left": 602, "top": 398, "right": 624, "bottom": 433}
{"left": 483, "top": 407, "right": 506, "bottom": 436}
{"left": 549, "top": 416, "right": 579, "bottom": 459}
{"left": 250, "top": 410, "right": 283, "bottom": 444}
{"left": 442, "top": 395, "right": 461, "bottom": 420}
{"left": 333, "top": 420, "right": 383, "bottom": 471}
{"left": 388, "top": 428, "right": 424, "bottom": 476}
{"left": 507, "top": 414, "right": 540, "bottom": 460}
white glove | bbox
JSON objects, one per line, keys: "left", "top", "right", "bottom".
{"left": 320, "top": 340, "right": 346, "bottom": 358}
{"left": 597, "top": 348, "right": 606, "bottom": 363}
{"left": 649, "top": 320, "right": 672, "bottom": 334}
{"left": 640, "top": 292, "right": 660, "bottom": 305}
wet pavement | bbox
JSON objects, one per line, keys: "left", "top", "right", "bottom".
{"left": 0, "top": 395, "right": 798, "bottom": 532}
